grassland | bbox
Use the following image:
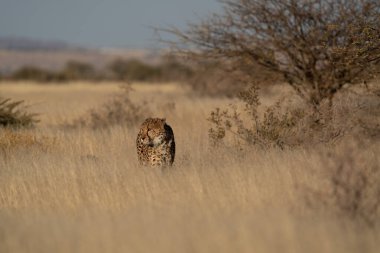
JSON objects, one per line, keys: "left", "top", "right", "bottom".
{"left": 0, "top": 81, "right": 379, "bottom": 253}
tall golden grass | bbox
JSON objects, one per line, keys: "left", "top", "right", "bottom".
{"left": 0, "top": 82, "right": 379, "bottom": 253}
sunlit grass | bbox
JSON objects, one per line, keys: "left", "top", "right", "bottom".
{"left": 0, "top": 81, "right": 379, "bottom": 253}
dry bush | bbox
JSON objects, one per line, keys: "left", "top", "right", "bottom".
{"left": 183, "top": 59, "right": 281, "bottom": 97}
{"left": 10, "top": 66, "right": 59, "bottom": 82}
{"left": 208, "top": 84, "right": 323, "bottom": 149}
{"left": 6, "top": 56, "right": 193, "bottom": 83}
{"left": 60, "top": 61, "right": 99, "bottom": 81}
{"left": 107, "top": 57, "right": 194, "bottom": 83}
{"left": 107, "top": 58, "right": 162, "bottom": 82}
{"left": 185, "top": 61, "right": 241, "bottom": 97}
{"left": 158, "top": 54, "right": 194, "bottom": 82}
{"left": 165, "top": 0, "right": 380, "bottom": 108}
{"left": 67, "top": 85, "right": 149, "bottom": 129}
{"left": 306, "top": 139, "right": 380, "bottom": 227}
{"left": 208, "top": 83, "right": 380, "bottom": 149}
{"left": 0, "top": 97, "right": 38, "bottom": 128}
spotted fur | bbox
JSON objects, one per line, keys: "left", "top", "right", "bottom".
{"left": 136, "top": 118, "right": 175, "bottom": 167}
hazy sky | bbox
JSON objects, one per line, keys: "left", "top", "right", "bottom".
{"left": 0, "top": 0, "right": 221, "bottom": 48}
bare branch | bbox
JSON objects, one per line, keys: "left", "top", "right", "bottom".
{"left": 163, "top": 0, "right": 380, "bottom": 106}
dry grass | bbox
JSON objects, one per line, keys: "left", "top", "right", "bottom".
{"left": 0, "top": 81, "right": 379, "bottom": 253}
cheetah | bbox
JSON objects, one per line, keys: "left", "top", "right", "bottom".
{"left": 136, "top": 118, "right": 175, "bottom": 167}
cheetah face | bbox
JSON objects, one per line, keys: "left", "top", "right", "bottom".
{"left": 141, "top": 128, "right": 165, "bottom": 147}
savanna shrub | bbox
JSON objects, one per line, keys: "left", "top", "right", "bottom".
{"left": 0, "top": 97, "right": 38, "bottom": 128}
{"left": 68, "top": 85, "right": 149, "bottom": 129}
{"left": 107, "top": 59, "right": 162, "bottom": 82}
{"left": 208, "top": 83, "right": 380, "bottom": 149}
{"left": 167, "top": 0, "right": 380, "bottom": 108}
{"left": 208, "top": 84, "right": 311, "bottom": 149}
{"left": 307, "top": 139, "right": 380, "bottom": 227}
{"left": 61, "top": 61, "right": 98, "bottom": 81}
{"left": 11, "top": 66, "right": 58, "bottom": 82}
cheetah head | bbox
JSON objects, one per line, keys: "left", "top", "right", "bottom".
{"left": 140, "top": 118, "right": 167, "bottom": 147}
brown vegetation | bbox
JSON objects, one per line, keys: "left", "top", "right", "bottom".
{"left": 0, "top": 97, "right": 38, "bottom": 127}
{"left": 1, "top": 2, "right": 379, "bottom": 251}
{"left": 3, "top": 57, "right": 194, "bottom": 84}
{"left": 67, "top": 85, "right": 150, "bottom": 129}
{"left": 0, "top": 81, "right": 379, "bottom": 253}
{"left": 165, "top": 0, "right": 380, "bottom": 107}
{"left": 209, "top": 82, "right": 380, "bottom": 149}
{"left": 0, "top": 128, "right": 56, "bottom": 156}
{"left": 306, "top": 139, "right": 380, "bottom": 227}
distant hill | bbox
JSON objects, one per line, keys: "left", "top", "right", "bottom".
{"left": 0, "top": 37, "right": 161, "bottom": 74}
{"left": 0, "top": 37, "right": 82, "bottom": 51}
